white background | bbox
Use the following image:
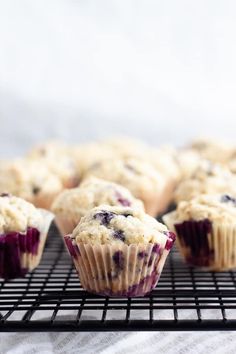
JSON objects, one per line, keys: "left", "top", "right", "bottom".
{"left": 0, "top": 1, "right": 236, "bottom": 353}
{"left": 1, "top": 0, "right": 236, "bottom": 158}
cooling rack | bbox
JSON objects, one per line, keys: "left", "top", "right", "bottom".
{"left": 0, "top": 224, "right": 236, "bottom": 332}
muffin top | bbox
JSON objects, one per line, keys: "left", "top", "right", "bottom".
{"left": 27, "top": 141, "right": 80, "bottom": 187}
{"left": 0, "top": 194, "right": 43, "bottom": 233}
{"left": 176, "top": 149, "right": 202, "bottom": 180}
{"left": 27, "top": 140, "right": 70, "bottom": 158}
{"left": 84, "top": 158, "right": 165, "bottom": 199}
{"left": 101, "top": 136, "right": 150, "bottom": 160}
{"left": 52, "top": 177, "right": 144, "bottom": 217}
{"left": 174, "top": 194, "right": 236, "bottom": 224}
{"left": 148, "top": 147, "right": 180, "bottom": 181}
{"left": 102, "top": 137, "right": 180, "bottom": 181}
{"left": 72, "top": 142, "right": 115, "bottom": 175}
{"left": 174, "top": 160, "right": 236, "bottom": 203}
{"left": 71, "top": 205, "right": 172, "bottom": 246}
{"left": 0, "top": 159, "right": 63, "bottom": 202}
{"left": 190, "top": 137, "right": 233, "bottom": 164}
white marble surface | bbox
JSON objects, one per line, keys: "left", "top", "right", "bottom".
{"left": 1, "top": 1, "right": 236, "bottom": 353}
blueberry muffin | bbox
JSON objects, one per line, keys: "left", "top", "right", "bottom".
{"left": 52, "top": 177, "right": 144, "bottom": 235}
{"left": 163, "top": 194, "right": 236, "bottom": 270}
{"left": 102, "top": 138, "right": 180, "bottom": 213}
{"left": 83, "top": 158, "right": 166, "bottom": 216}
{"left": 0, "top": 159, "right": 63, "bottom": 210}
{"left": 176, "top": 149, "right": 202, "bottom": 180}
{"left": 0, "top": 194, "right": 53, "bottom": 279}
{"left": 27, "top": 141, "right": 80, "bottom": 188}
{"left": 101, "top": 136, "right": 150, "bottom": 160}
{"left": 148, "top": 147, "right": 181, "bottom": 212}
{"left": 190, "top": 137, "right": 233, "bottom": 164}
{"left": 65, "top": 205, "right": 175, "bottom": 296}
{"left": 72, "top": 142, "right": 115, "bottom": 176}
{"left": 174, "top": 160, "right": 236, "bottom": 203}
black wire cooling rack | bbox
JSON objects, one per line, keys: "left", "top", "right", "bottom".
{"left": 1, "top": 223, "right": 236, "bottom": 332}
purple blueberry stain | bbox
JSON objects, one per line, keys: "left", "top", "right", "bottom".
{"left": 94, "top": 210, "right": 115, "bottom": 226}
{"left": 0, "top": 227, "right": 41, "bottom": 280}
{"left": 95, "top": 269, "right": 160, "bottom": 297}
{"left": 112, "top": 251, "right": 124, "bottom": 270}
{"left": 115, "top": 191, "right": 131, "bottom": 207}
{"left": 163, "top": 231, "right": 176, "bottom": 250}
{"left": 174, "top": 219, "right": 212, "bottom": 266}
{"left": 152, "top": 244, "right": 161, "bottom": 254}
{"left": 64, "top": 236, "right": 80, "bottom": 258}
{"left": 107, "top": 272, "right": 112, "bottom": 281}
{"left": 113, "top": 229, "right": 125, "bottom": 242}
{"left": 138, "top": 251, "right": 148, "bottom": 259}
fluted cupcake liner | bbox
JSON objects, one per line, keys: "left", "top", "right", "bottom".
{"left": 32, "top": 192, "right": 61, "bottom": 210}
{"left": 64, "top": 233, "right": 175, "bottom": 297}
{"left": 163, "top": 212, "right": 236, "bottom": 271}
{"left": 0, "top": 209, "right": 54, "bottom": 280}
{"left": 54, "top": 214, "right": 79, "bottom": 236}
{"left": 144, "top": 178, "right": 176, "bottom": 217}
{"left": 157, "top": 179, "right": 176, "bottom": 215}
{"left": 63, "top": 175, "right": 80, "bottom": 189}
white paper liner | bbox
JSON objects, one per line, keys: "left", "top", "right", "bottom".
{"left": 19, "top": 209, "right": 54, "bottom": 272}
{"left": 64, "top": 238, "right": 173, "bottom": 297}
{"left": 144, "top": 178, "right": 176, "bottom": 217}
{"left": 0, "top": 209, "right": 54, "bottom": 279}
{"left": 54, "top": 214, "right": 79, "bottom": 236}
{"left": 30, "top": 191, "right": 61, "bottom": 210}
{"left": 163, "top": 211, "right": 236, "bottom": 271}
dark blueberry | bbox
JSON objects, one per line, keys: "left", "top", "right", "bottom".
{"left": 138, "top": 251, "right": 147, "bottom": 259}
{"left": 113, "top": 230, "right": 125, "bottom": 242}
{"left": 115, "top": 191, "right": 131, "bottom": 207}
{"left": 107, "top": 272, "right": 112, "bottom": 281}
{"left": 148, "top": 257, "right": 153, "bottom": 267}
{"left": 221, "top": 194, "right": 236, "bottom": 205}
{"left": 32, "top": 186, "right": 41, "bottom": 195}
{"left": 112, "top": 251, "right": 124, "bottom": 270}
{"left": 152, "top": 244, "right": 160, "bottom": 254}
{"left": 94, "top": 210, "right": 115, "bottom": 226}
{"left": 0, "top": 193, "right": 10, "bottom": 197}
{"left": 122, "top": 213, "right": 132, "bottom": 218}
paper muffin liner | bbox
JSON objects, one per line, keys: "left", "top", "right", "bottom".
{"left": 64, "top": 233, "right": 175, "bottom": 297}
{"left": 163, "top": 212, "right": 236, "bottom": 271}
{"left": 156, "top": 179, "right": 176, "bottom": 215}
{"left": 0, "top": 209, "right": 54, "bottom": 279}
{"left": 144, "top": 178, "right": 176, "bottom": 217}
{"left": 143, "top": 188, "right": 166, "bottom": 217}
{"left": 32, "top": 192, "right": 62, "bottom": 210}
{"left": 54, "top": 214, "right": 80, "bottom": 236}
{"left": 62, "top": 175, "right": 80, "bottom": 189}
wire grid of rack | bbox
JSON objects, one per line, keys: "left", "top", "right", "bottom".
{"left": 0, "top": 223, "right": 236, "bottom": 332}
